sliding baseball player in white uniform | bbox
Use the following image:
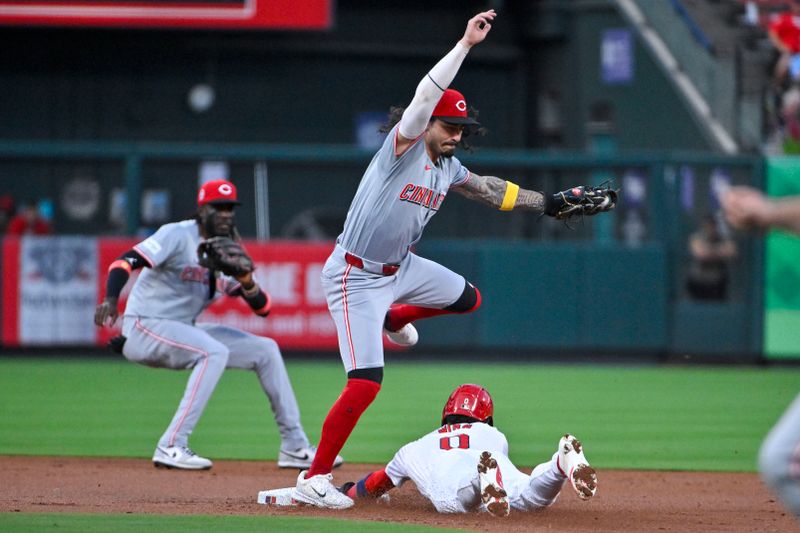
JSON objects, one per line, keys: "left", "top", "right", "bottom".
{"left": 94, "top": 179, "right": 342, "bottom": 470}
{"left": 338, "top": 384, "right": 598, "bottom": 517}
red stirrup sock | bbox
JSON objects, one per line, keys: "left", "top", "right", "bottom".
{"left": 385, "top": 304, "right": 449, "bottom": 331}
{"left": 306, "top": 378, "right": 381, "bottom": 477}
{"left": 385, "top": 289, "right": 482, "bottom": 331}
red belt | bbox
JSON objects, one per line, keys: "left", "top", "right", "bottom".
{"left": 344, "top": 252, "right": 400, "bottom": 276}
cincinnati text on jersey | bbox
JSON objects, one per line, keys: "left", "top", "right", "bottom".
{"left": 399, "top": 183, "right": 446, "bottom": 211}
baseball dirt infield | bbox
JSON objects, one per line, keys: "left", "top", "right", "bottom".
{"left": 0, "top": 456, "right": 795, "bottom": 532}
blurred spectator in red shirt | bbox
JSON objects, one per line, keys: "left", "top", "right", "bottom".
{"left": 7, "top": 203, "right": 53, "bottom": 236}
{"left": 768, "top": 0, "right": 800, "bottom": 86}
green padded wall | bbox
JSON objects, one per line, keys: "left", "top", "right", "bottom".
{"left": 764, "top": 157, "right": 800, "bottom": 360}
{"left": 414, "top": 241, "right": 667, "bottom": 353}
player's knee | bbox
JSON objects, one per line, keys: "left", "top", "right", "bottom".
{"left": 207, "top": 344, "right": 230, "bottom": 366}
{"left": 244, "top": 337, "right": 282, "bottom": 371}
{"left": 444, "top": 281, "right": 481, "bottom": 313}
{"left": 348, "top": 366, "right": 384, "bottom": 384}
{"left": 257, "top": 337, "right": 281, "bottom": 358}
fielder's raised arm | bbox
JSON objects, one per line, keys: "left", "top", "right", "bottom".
{"left": 396, "top": 10, "right": 496, "bottom": 152}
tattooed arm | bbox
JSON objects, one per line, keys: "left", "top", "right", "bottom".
{"left": 452, "top": 173, "right": 546, "bottom": 212}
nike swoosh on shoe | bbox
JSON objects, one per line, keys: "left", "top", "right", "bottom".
{"left": 282, "top": 451, "right": 311, "bottom": 460}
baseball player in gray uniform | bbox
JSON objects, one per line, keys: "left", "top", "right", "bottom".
{"left": 292, "top": 9, "right": 615, "bottom": 508}
{"left": 94, "top": 179, "right": 342, "bottom": 471}
{"left": 722, "top": 185, "right": 800, "bottom": 517}
{"left": 338, "top": 384, "right": 597, "bottom": 517}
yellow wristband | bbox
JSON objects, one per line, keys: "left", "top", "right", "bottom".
{"left": 500, "top": 181, "right": 519, "bottom": 211}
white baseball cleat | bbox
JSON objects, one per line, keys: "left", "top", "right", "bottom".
{"left": 384, "top": 323, "right": 419, "bottom": 346}
{"left": 477, "top": 451, "right": 509, "bottom": 517}
{"left": 557, "top": 434, "right": 597, "bottom": 501}
{"left": 291, "top": 470, "right": 354, "bottom": 509}
{"left": 277, "top": 445, "right": 344, "bottom": 469}
{"left": 152, "top": 445, "right": 213, "bottom": 470}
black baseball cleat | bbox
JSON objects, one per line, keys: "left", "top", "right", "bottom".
{"left": 337, "top": 481, "right": 355, "bottom": 495}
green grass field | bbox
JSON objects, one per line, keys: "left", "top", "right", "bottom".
{"left": 1, "top": 356, "right": 798, "bottom": 531}
{"left": 1, "top": 357, "right": 797, "bottom": 470}
{"left": 0, "top": 513, "right": 464, "bottom": 532}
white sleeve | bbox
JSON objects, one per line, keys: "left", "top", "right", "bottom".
{"left": 384, "top": 445, "right": 411, "bottom": 487}
{"left": 398, "top": 42, "right": 470, "bottom": 139}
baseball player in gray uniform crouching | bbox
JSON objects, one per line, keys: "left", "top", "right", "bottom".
{"left": 94, "top": 179, "right": 342, "bottom": 471}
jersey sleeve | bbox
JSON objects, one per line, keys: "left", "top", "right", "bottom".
{"left": 386, "top": 123, "right": 425, "bottom": 162}
{"left": 384, "top": 444, "right": 411, "bottom": 488}
{"left": 132, "top": 224, "right": 180, "bottom": 268}
{"left": 448, "top": 157, "right": 470, "bottom": 188}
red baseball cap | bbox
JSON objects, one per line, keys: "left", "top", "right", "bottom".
{"left": 197, "top": 179, "right": 241, "bottom": 206}
{"left": 431, "top": 88, "right": 480, "bottom": 126}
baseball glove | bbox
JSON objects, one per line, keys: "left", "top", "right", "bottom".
{"left": 545, "top": 182, "right": 619, "bottom": 221}
{"left": 197, "top": 236, "right": 254, "bottom": 277}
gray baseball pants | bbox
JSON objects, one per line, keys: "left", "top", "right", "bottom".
{"left": 121, "top": 316, "right": 309, "bottom": 451}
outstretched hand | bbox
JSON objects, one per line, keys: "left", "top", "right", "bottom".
{"left": 94, "top": 298, "right": 119, "bottom": 327}
{"left": 460, "top": 9, "right": 496, "bottom": 48}
{"left": 721, "top": 186, "right": 772, "bottom": 230}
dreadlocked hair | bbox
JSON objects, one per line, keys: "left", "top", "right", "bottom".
{"left": 379, "top": 105, "right": 487, "bottom": 153}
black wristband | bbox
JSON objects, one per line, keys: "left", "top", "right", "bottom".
{"left": 106, "top": 268, "right": 130, "bottom": 299}
{"left": 242, "top": 288, "right": 270, "bottom": 316}
{"left": 543, "top": 191, "right": 560, "bottom": 216}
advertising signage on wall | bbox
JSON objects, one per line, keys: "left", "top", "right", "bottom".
{"left": 0, "top": 0, "right": 332, "bottom": 29}
{"left": 1, "top": 237, "right": 355, "bottom": 350}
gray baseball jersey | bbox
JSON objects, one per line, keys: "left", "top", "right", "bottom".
{"left": 385, "top": 423, "right": 568, "bottom": 513}
{"left": 120, "top": 219, "right": 309, "bottom": 451}
{"left": 338, "top": 124, "right": 470, "bottom": 264}
{"left": 125, "top": 220, "right": 238, "bottom": 323}
{"left": 323, "top": 127, "right": 471, "bottom": 372}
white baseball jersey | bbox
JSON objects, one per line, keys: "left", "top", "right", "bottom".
{"left": 338, "top": 124, "right": 470, "bottom": 265}
{"left": 384, "top": 422, "right": 567, "bottom": 513}
{"left": 125, "top": 220, "right": 240, "bottom": 323}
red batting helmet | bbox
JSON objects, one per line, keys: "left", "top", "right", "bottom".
{"left": 197, "top": 179, "right": 241, "bottom": 207}
{"left": 441, "top": 384, "right": 494, "bottom": 424}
